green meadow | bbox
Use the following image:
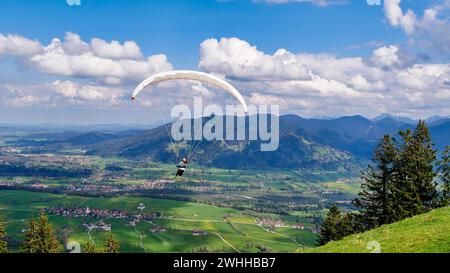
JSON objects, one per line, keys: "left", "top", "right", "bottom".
{"left": 0, "top": 190, "right": 317, "bottom": 253}
{"left": 304, "top": 206, "right": 450, "bottom": 253}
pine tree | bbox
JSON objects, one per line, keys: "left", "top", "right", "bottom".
{"left": 22, "top": 213, "right": 60, "bottom": 253}
{"left": 338, "top": 212, "right": 357, "bottom": 236}
{"left": 104, "top": 233, "right": 120, "bottom": 253}
{"left": 22, "top": 218, "right": 38, "bottom": 253}
{"left": 397, "top": 121, "right": 439, "bottom": 212}
{"left": 353, "top": 135, "right": 398, "bottom": 228}
{"left": 392, "top": 129, "right": 425, "bottom": 219}
{"left": 318, "top": 205, "right": 354, "bottom": 246}
{"left": 84, "top": 240, "right": 99, "bottom": 253}
{"left": 438, "top": 146, "right": 450, "bottom": 206}
{"left": 318, "top": 205, "right": 340, "bottom": 246}
{"left": 0, "top": 223, "right": 7, "bottom": 253}
{"left": 412, "top": 121, "right": 439, "bottom": 208}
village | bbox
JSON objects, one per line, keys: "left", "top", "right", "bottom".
{"left": 44, "top": 204, "right": 212, "bottom": 236}
{"left": 45, "top": 205, "right": 155, "bottom": 231}
{"left": 65, "top": 178, "right": 177, "bottom": 194}
{"left": 0, "top": 147, "right": 329, "bottom": 242}
{"left": 255, "top": 217, "right": 318, "bottom": 233}
{"left": 0, "top": 176, "right": 178, "bottom": 195}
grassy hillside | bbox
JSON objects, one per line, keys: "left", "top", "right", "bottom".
{"left": 305, "top": 206, "right": 450, "bottom": 253}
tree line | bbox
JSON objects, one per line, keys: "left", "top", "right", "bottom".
{"left": 319, "top": 121, "right": 450, "bottom": 245}
{"left": 0, "top": 213, "right": 120, "bottom": 253}
{"left": 0, "top": 164, "right": 94, "bottom": 178}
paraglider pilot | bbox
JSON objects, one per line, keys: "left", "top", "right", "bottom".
{"left": 176, "top": 158, "right": 188, "bottom": 177}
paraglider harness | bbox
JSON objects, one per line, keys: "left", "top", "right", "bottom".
{"left": 176, "top": 160, "right": 188, "bottom": 177}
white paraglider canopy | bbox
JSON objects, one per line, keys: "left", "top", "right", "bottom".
{"left": 131, "top": 70, "right": 248, "bottom": 113}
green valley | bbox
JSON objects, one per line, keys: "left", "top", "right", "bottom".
{"left": 0, "top": 190, "right": 317, "bottom": 253}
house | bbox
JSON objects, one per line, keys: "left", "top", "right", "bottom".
{"left": 137, "top": 203, "right": 145, "bottom": 210}
{"left": 192, "top": 230, "right": 208, "bottom": 236}
{"left": 151, "top": 226, "right": 167, "bottom": 233}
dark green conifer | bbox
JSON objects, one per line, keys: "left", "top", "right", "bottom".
{"left": 438, "top": 146, "right": 450, "bottom": 206}
{"left": 84, "top": 240, "right": 99, "bottom": 253}
{"left": 104, "top": 233, "right": 120, "bottom": 253}
{"left": 0, "top": 223, "right": 7, "bottom": 253}
{"left": 22, "top": 213, "right": 60, "bottom": 253}
{"left": 396, "top": 121, "right": 438, "bottom": 213}
{"left": 318, "top": 205, "right": 354, "bottom": 245}
{"left": 353, "top": 135, "right": 398, "bottom": 228}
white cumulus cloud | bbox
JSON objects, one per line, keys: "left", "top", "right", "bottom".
{"left": 50, "top": 80, "right": 124, "bottom": 104}
{"left": 369, "top": 45, "right": 403, "bottom": 69}
{"left": 384, "top": 0, "right": 450, "bottom": 56}
{"left": 199, "top": 38, "right": 310, "bottom": 81}
{"left": 384, "top": 0, "right": 416, "bottom": 35}
{"left": 0, "top": 34, "right": 43, "bottom": 56}
{"left": 90, "top": 38, "right": 142, "bottom": 60}
{"left": 28, "top": 33, "right": 172, "bottom": 84}
{"left": 0, "top": 32, "right": 172, "bottom": 85}
{"left": 199, "top": 37, "right": 450, "bottom": 118}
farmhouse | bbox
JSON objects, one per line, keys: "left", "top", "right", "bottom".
{"left": 83, "top": 220, "right": 111, "bottom": 232}
{"left": 151, "top": 225, "right": 167, "bottom": 233}
{"left": 256, "top": 218, "right": 285, "bottom": 228}
{"left": 192, "top": 230, "right": 208, "bottom": 236}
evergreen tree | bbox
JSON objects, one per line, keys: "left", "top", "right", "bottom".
{"left": 0, "top": 223, "right": 7, "bottom": 253}
{"left": 318, "top": 205, "right": 354, "bottom": 246}
{"left": 345, "top": 122, "right": 441, "bottom": 239}
{"left": 338, "top": 213, "right": 357, "bottom": 236}
{"left": 22, "top": 213, "right": 60, "bottom": 253}
{"left": 353, "top": 135, "right": 398, "bottom": 228}
{"left": 392, "top": 129, "right": 425, "bottom": 219}
{"left": 397, "top": 121, "right": 439, "bottom": 212}
{"left": 438, "top": 146, "right": 450, "bottom": 206}
{"left": 104, "top": 233, "right": 120, "bottom": 253}
{"left": 21, "top": 217, "right": 38, "bottom": 253}
{"left": 318, "top": 205, "right": 340, "bottom": 246}
{"left": 84, "top": 241, "right": 99, "bottom": 253}
{"left": 412, "top": 121, "right": 439, "bottom": 208}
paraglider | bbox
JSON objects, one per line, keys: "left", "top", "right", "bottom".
{"left": 132, "top": 70, "right": 248, "bottom": 177}
{"left": 175, "top": 158, "right": 188, "bottom": 177}
{"left": 131, "top": 70, "right": 248, "bottom": 113}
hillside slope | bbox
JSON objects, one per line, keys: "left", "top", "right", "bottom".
{"left": 305, "top": 206, "right": 450, "bottom": 253}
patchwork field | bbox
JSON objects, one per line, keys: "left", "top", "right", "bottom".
{"left": 0, "top": 190, "right": 318, "bottom": 253}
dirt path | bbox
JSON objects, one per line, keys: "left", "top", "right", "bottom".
{"left": 148, "top": 220, "right": 241, "bottom": 253}
{"left": 211, "top": 232, "right": 241, "bottom": 253}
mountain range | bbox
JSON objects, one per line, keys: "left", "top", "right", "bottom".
{"left": 64, "top": 115, "right": 450, "bottom": 170}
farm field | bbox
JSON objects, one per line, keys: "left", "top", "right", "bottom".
{"left": 0, "top": 128, "right": 362, "bottom": 253}
{"left": 0, "top": 190, "right": 318, "bottom": 253}
{"left": 0, "top": 150, "right": 360, "bottom": 218}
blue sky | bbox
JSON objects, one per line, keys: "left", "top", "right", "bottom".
{"left": 0, "top": 0, "right": 449, "bottom": 124}
{"left": 0, "top": 0, "right": 394, "bottom": 66}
